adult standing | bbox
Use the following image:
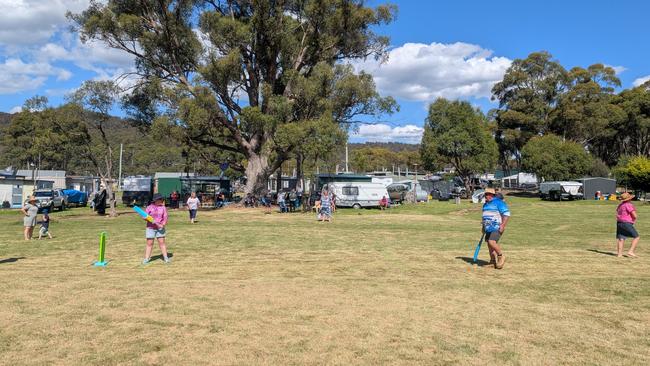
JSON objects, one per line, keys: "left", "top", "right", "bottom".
{"left": 21, "top": 196, "right": 39, "bottom": 240}
{"left": 186, "top": 192, "right": 200, "bottom": 224}
{"left": 616, "top": 192, "right": 640, "bottom": 257}
{"left": 481, "top": 188, "right": 511, "bottom": 269}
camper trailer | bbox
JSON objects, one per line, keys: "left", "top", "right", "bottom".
{"left": 329, "top": 182, "right": 389, "bottom": 209}
{"left": 539, "top": 181, "right": 583, "bottom": 201}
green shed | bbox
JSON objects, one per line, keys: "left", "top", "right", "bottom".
{"left": 154, "top": 172, "right": 189, "bottom": 198}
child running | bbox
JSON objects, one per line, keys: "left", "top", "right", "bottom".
{"left": 319, "top": 187, "right": 332, "bottom": 222}
{"left": 143, "top": 193, "right": 171, "bottom": 264}
{"left": 186, "top": 192, "right": 200, "bottom": 224}
{"left": 616, "top": 192, "right": 640, "bottom": 257}
{"left": 38, "top": 209, "right": 53, "bottom": 239}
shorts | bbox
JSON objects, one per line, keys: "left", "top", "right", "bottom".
{"left": 146, "top": 227, "right": 166, "bottom": 239}
{"left": 485, "top": 230, "right": 501, "bottom": 242}
{"left": 189, "top": 209, "right": 197, "bottom": 219}
{"left": 616, "top": 222, "right": 639, "bottom": 239}
{"left": 39, "top": 226, "right": 49, "bottom": 235}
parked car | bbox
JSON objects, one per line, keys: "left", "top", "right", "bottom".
{"left": 32, "top": 189, "right": 68, "bottom": 211}
{"left": 329, "top": 182, "right": 389, "bottom": 209}
{"left": 539, "top": 181, "right": 583, "bottom": 201}
{"left": 430, "top": 178, "right": 467, "bottom": 200}
{"left": 387, "top": 183, "right": 409, "bottom": 203}
{"left": 387, "top": 181, "right": 429, "bottom": 203}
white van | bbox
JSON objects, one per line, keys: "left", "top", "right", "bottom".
{"left": 539, "top": 181, "right": 583, "bottom": 201}
{"left": 329, "top": 182, "right": 389, "bottom": 209}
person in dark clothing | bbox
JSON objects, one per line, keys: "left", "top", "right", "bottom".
{"left": 94, "top": 187, "right": 107, "bottom": 215}
{"left": 170, "top": 191, "right": 180, "bottom": 209}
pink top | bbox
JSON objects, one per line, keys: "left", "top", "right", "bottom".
{"left": 616, "top": 201, "right": 636, "bottom": 224}
{"left": 146, "top": 204, "right": 168, "bottom": 229}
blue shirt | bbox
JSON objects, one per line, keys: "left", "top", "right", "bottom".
{"left": 482, "top": 198, "right": 510, "bottom": 233}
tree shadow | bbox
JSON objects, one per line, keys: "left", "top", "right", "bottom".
{"left": 455, "top": 256, "right": 490, "bottom": 266}
{"left": 150, "top": 252, "right": 174, "bottom": 262}
{"left": 0, "top": 257, "right": 26, "bottom": 265}
{"left": 586, "top": 249, "right": 617, "bottom": 257}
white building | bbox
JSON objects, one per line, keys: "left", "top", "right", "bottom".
{"left": 17, "top": 170, "right": 66, "bottom": 189}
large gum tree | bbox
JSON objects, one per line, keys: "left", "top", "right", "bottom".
{"left": 70, "top": 0, "right": 397, "bottom": 194}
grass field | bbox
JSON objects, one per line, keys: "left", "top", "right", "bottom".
{"left": 1, "top": 197, "right": 649, "bottom": 365}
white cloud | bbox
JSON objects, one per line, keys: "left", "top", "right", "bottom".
{"left": 354, "top": 124, "right": 424, "bottom": 144}
{"left": 350, "top": 42, "right": 512, "bottom": 102}
{"left": 604, "top": 64, "right": 626, "bottom": 75}
{"left": 9, "top": 105, "right": 22, "bottom": 113}
{"left": 0, "top": 0, "right": 93, "bottom": 47}
{"left": 633, "top": 75, "right": 650, "bottom": 87}
{"left": 0, "top": 58, "right": 72, "bottom": 94}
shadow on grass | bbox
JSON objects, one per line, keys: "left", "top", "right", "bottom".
{"left": 455, "top": 256, "right": 490, "bottom": 266}
{"left": 0, "top": 257, "right": 26, "bottom": 265}
{"left": 150, "top": 253, "right": 174, "bottom": 262}
{"left": 587, "top": 249, "right": 617, "bottom": 257}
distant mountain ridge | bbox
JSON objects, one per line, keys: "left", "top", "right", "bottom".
{"left": 0, "top": 112, "right": 419, "bottom": 149}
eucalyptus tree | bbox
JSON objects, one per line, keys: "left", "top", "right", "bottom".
{"left": 71, "top": 0, "right": 397, "bottom": 194}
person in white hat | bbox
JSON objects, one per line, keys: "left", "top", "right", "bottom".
{"left": 482, "top": 188, "right": 511, "bottom": 269}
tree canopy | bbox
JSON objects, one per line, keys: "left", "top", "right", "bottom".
{"left": 70, "top": 0, "right": 398, "bottom": 194}
{"left": 521, "top": 134, "right": 592, "bottom": 181}
{"left": 614, "top": 156, "right": 650, "bottom": 192}
{"left": 420, "top": 98, "right": 498, "bottom": 188}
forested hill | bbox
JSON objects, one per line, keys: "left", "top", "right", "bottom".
{"left": 0, "top": 112, "right": 11, "bottom": 128}
{"left": 349, "top": 141, "right": 419, "bottom": 151}
{"left": 0, "top": 111, "right": 418, "bottom": 152}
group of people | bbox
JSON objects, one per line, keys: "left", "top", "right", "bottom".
{"left": 19, "top": 185, "right": 641, "bottom": 268}
{"left": 277, "top": 189, "right": 302, "bottom": 213}
{"left": 20, "top": 196, "right": 52, "bottom": 240}
{"left": 476, "top": 188, "right": 641, "bottom": 269}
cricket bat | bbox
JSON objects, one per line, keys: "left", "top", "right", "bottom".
{"left": 472, "top": 233, "right": 485, "bottom": 263}
{"left": 133, "top": 205, "right": 155, "bottom": 223}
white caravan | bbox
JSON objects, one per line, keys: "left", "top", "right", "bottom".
{"left": 329, "top": 182, "right": 389, "bottom": 209}
{"left": 539, "top": 181, "right": 583, "bottom": 201}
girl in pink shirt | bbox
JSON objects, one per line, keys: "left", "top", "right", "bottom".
{"left": 615, "top": 192, "right": 640, "bottom": 257}
{"left": 143, "top": 194, "right": 170, "bottom": 264}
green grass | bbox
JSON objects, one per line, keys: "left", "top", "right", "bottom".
{"left": 0, "top": 197, "right": 649, "bottom": 365}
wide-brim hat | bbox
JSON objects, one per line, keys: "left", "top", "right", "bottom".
{"left": 28, "top": 196, "right": 37, "bottom": 202}
{"left": 484, "top": 188, "right": 496, "bottom": 195}
{"left": 620, "top": 192, "right": 634, "bottom": 202}
{"left": 152, "top": 193, "right": 164, "bottom": 202}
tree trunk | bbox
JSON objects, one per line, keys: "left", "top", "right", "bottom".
{"left": 244, "top": 153, "right": 271, "bottom": 196}
{"left": 296, "top": 153, "right": 304, "bottom": 192}
{"left": 276, "top": 163, "right": 282, "bottom": 193}
{"left": 102, "top": 177, "right": 117, "bottom": 217}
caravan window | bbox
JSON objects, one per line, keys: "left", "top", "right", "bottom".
{"left": 342, "top": 187, "right": 359, "bottom": 195}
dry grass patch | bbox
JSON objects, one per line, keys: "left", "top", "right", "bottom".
{"left": 0, "top": 198, "right": 649, "bottom": 365}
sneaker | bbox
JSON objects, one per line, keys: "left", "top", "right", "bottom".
{"left": 142, "top": 258, "right": 150, "bottom": 265}
{"left": 496, "top": 254, "right": 506, "bottom": 269}
{"left": 164, "top": 257, "right": 171, "bottom": 264}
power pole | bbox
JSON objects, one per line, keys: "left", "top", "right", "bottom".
{"left": 413, "top": 163, "right": 419, "bottom": 203}
{"left": 345, "top": 143, "right": 349, "bottom": 173}
{"left": 118, "top": 143, "right": 123, "bottom": 191}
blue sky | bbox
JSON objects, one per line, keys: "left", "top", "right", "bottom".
{"left": 1, "top": 0, "right": 649, "bottom": 144}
